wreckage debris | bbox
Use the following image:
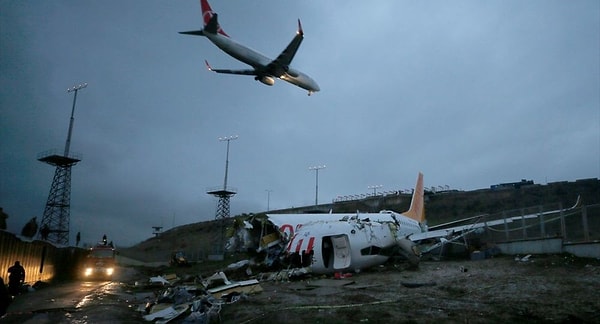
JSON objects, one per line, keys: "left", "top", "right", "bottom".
{"left": 132, "top": 270, "right": 262, "bottom": 323}
{"left": 143, "top": 303, "right": 189, "bottom": 323}
{"left": 400, "top": 281, "right": 437, "bottom": 288}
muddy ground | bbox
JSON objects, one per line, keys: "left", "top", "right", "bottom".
{"left": 3, "top": 254, "right": 599, "bottom": 323}
{"left": 214, "top": 254, "right": 600, "bottom": 323}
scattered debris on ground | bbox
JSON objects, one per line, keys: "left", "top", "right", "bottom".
{"left": 116, "top": 254, "right": 600, "bottom": 323}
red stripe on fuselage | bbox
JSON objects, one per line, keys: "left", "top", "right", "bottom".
{"left": 306, "top": 237, "right": 315, "bottom": 253}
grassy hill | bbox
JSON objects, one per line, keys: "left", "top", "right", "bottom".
{"left": 120, "top": 178, "right": 599, "bottom": 263}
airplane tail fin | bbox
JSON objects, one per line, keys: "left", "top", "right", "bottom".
{"left": 403, "top": 173, "right": 425, "bottom": 224}
{"left": 200, "top": 0, "right": 228, "bottom": 36}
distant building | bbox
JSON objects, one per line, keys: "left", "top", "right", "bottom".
{"left": 491, "top": 179, "right": 534, "bottom": 190}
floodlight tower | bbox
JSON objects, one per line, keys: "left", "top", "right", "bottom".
{"left": 206, "top": 135, "right": 238, "bottom": 259}
{"left": 38, "top": 83, "right": 87, "bottom": 245}
{"left": 207, "top": 135, "right": 238, "bottom": 219}
{"left": 309, "top": 164, "right": 326, "bottom": 205}
{"left": 368, "top": 185, "right": 383, "bottom": 196}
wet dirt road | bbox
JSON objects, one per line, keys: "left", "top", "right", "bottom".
{"left": 2, "top": 267, "right": 141, "bottom": 323}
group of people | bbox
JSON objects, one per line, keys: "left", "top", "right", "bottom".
{"left": 0, "top": 261, "right": 25, "bottom": 317}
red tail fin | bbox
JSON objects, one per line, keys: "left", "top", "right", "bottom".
{"left": 200, "top": 0, "right": 228, "bottom": 36}
{"left": 403, "top": 173, "right": 425, "bottom": 223}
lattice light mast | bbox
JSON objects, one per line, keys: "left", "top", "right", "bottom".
{"left": 368, "top": 184, "right": 383, "bottom": 196}
{"left": 207, "top": 135, "right": 238, "bottom": 220}
{"left": 38, "top": 83, "right": 87, "bottom": 245}
{"left": 206, "top": 135, "right": 238, "bottom": 258}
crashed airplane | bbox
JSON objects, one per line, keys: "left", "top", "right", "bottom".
{"left": 227, "top": 173, "right": 582, "bottom": 275}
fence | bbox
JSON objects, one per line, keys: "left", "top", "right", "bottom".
{"left": 481, "top": 204, "right": 600, "bottom": 244}
{"left": 0, "top": 231, "right": 87, "bottom": 284}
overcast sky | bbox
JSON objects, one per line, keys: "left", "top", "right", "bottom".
{"left": 1, "top": 0, "right": 598, "bottom": 247}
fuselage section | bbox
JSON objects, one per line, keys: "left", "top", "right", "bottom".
{"left": 286, "top": 216, "right": 421, "bottom": 274}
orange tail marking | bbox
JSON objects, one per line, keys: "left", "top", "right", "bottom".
{"left": 403, "top": 172, "right": 425, "bottom": 223}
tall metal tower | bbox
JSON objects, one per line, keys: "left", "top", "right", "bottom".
{"left": 206, "top": 135, "right": 237, "bottom": 258}
{"left": 38, "top": 83, "right": 87, "bottom": 245}
{"left": 207, "top": 135, "right": 238, "bottom": 220}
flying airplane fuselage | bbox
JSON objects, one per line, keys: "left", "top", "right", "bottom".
{"left": 206, "top": 32, "right": 271, "bottom": 68}
{"left": 205, "top": 32, "right": 320, "bottom": 92}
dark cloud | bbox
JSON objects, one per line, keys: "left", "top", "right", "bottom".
{"left": 1, "top": 1, "right": 598, "bottom": 246}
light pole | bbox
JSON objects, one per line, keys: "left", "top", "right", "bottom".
{"left": 368, "top": 185, "right": 383, "bottom": 196}
{"left": 64, "top": 83, "right": 87, "bottom": 156}
{"left": 309, "top": 165, "right": 326, "bottom": 205}
{"left": 265, "top": 189, "right": 272, "bottom": 211}
{"left": 218, "top": 135, "right": 238, "bottom": 190}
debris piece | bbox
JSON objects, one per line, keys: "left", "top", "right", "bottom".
{"left": 227, "top": 259, "right": 250, "bottom": 270}
{"left": 470, "top": 250, "right": 485, "bottom": 261}
{"left": 208, "top": 279, "right": 263, "bottom": 299}
{"left": 259, "top": 232, "right": 281, "bottom": 251}
{"left": 288, "top": 267, "right": 311, "bottom": 279}
{"left": 149, "top": 276, "right": 170, "bottom": 286}
{"left": 400, "top": 281, "right": 437, "bottom": 288}
{"left": 306, "top": 279, "right": 355, "bottom": 288}
{"left": 204, "top": 272, "right": 231, "bottom": 288}
{"left": 334, "top": 272, "right": 353, "bottom": 279}
{"left": 144, "top": 303, "right": 189, "bottom": 323}
{"left": 519, "top": 254, "right": 532, "bottom": 262}
{"left": 345, "top": 283, "right": 383, "bottom": 290}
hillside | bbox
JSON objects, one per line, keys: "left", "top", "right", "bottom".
{"left": 120, "top": 178, "right": 599, "bottom": 263}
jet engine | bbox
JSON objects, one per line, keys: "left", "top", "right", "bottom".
{"left": 255, "top": 76, "right": 275, "bottom": 86}
{"left": 396, "top": 238, "right": 421, "bottom": 268}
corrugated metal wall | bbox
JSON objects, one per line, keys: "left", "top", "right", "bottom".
{"left": 0, "top": 231, "right": 87, "bottom": 284}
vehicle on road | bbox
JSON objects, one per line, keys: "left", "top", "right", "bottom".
{"left": 82, "top": 242, "right": 116, "bottom": 280}
{"left": 170, "top": 251, "right": 190, "bottom": 267}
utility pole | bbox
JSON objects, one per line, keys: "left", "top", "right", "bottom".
{"left": 265, "top": 189, "right": 272, "bottom": 211}
{"left": 309, "top": 165, "right": 326, "bottom": 205}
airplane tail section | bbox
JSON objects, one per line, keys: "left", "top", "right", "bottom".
{"left": 200, "top": 0, "right": 228, "bottom": 36}
{"left": 403, "top": 173, "right": 425, "bottom": 224}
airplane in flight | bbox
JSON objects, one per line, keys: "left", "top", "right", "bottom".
{"left": 180, "top": 0, "right": 320, "bottom": 95}
{"left": 227, "top": 173, "right": 582, "bottom": 275}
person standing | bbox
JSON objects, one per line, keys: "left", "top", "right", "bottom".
{"left": 40, "top": 224, "right": 50, "bottom": 240}
{"left": 7, "top": 261, "right": 25, "bottom": 296}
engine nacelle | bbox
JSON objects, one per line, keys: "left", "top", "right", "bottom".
{"left": 286, "top": 68, "right": 299, "bottom": 78}
{"left": 396, "top": 238, "right": 421, "bottom": 268}
{"left": 256, "top": 76, "right": 275, "bottom": 86}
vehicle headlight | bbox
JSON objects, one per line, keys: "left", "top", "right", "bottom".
{"left": 84, "top": 268, "right": 93, "bottom": 276}
{"left": 106, "top": 268, "right": 114, "bottom": 276}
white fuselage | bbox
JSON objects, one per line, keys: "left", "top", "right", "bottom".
{"left": 280, "top": 212, "right": 424, "bottom": 274}
{"left": 205, "top": 32, "right": 320, "bottom": 92}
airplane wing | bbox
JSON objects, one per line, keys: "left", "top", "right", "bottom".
{"left": 205, "top": 60, "right": 257, "bottom": 75}
{"left": 265, "top": 20, "right": 304, "bottom": 77}
{"left": 410, "top": 195, "right": 582, "bottom": 253}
